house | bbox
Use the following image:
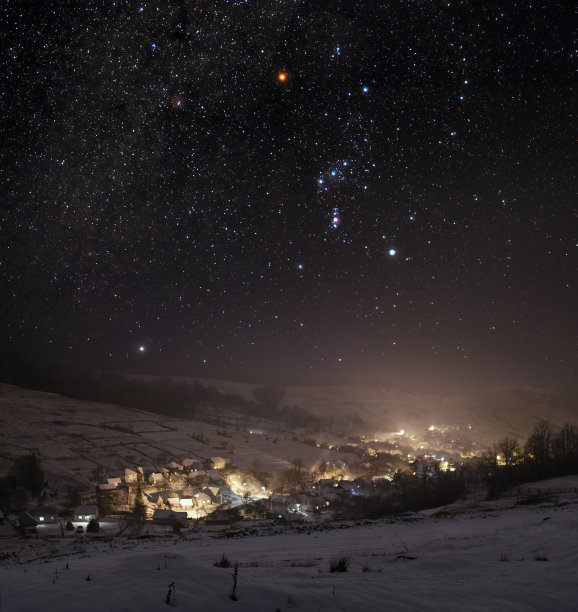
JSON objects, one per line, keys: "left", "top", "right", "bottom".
{"left": 194, "top": 492, "right": 212, "bottom": 506}
{"left": 165, "top": 461, "right": 183, "bottom": 473}
{"left": 336, "top": 480, "right": 358, "bottom": 494}
{"left": 148, "top": 472, "right": 165, "bottom": 486}
{"left": 97, "top": 482, "right": 117, "bottom": 492}
{"left": 182, "top": 458, "right": 203, "bottom": 472}
{"left": 181, "top": 484, "right": 194, "bottom": 496}
{"left": 107, "top": 477, "right": 123, "bottom": 487}
{"left": 178, "top": 497, "right": 194, "bottom": 510}
{"left": 29, "top": 506, "right": 58, "bottom": 524}
{"left": 152, "top": 509, "right": 188, "bottom": 527}
{"left": 18, "top": 512, "right": 38, "bottom": 534}
{"left": 165, "top": 494, "right": 181, "bottom": 508}
{"left": 204, "top": 510, "right": 233, "bottom": 528}
{"left": 202, "top": 486, "right": 221, "bottom": 503}
{"left": 318, "top": 478, "right": 338, "bottom": 489}
{"left": 150, "top": 490, "right": 171, "bottom": 508}
{"left": 210, "top": 457, "right": 227, "bottom": 469}
{"left": 156, "top": 492, "right": 197, "bottom": 520}
{"left": 302, "top": 495, "right": 325, "bottom": 513}
{"left": 96, "top": 482, "right": 129, "bottom": 514}
{"left": 96, "top": 481, "right": 119, "bottom": 508}
{"left": 124, "top": 468, "right": 139, "bottom": 483}
{"left": 74, "top": 505, "right": 98, "bottom": 521}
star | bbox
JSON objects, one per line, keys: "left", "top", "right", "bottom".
{"left": 171, "top": 95, "right": 185, "bottom": 110}
{"left": 0, "top": 1, "right": 572, "bottom": 389}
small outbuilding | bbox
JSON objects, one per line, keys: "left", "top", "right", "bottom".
{"left": 74, "top": 505, "right": 99, "bottom": 521}
{"left": 210, "top": 457, "right": 227, "bottom": 470}
{"left": 152, "top": 509, "right": 188, "bottom": 527}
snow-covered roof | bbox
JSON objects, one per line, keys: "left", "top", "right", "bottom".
{"left": 74, "top": 505, "right": 98, "bottom": 515}
{"left": 203, "top": 486, "right": 220, "bottom": 498}
{"left": 97, "top": 483, "right": 118, "bottom": 490}
{"left": 182, "top": 458, "right": 202, "bottom": 467}
{"left": 29, "top": 506, "right": 58, "bottom": 518}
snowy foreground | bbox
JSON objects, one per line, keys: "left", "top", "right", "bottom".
{"left": 2, "top": 497, "right": 578, "bottom": 611}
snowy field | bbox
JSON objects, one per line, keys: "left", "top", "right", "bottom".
{"left": 2, "top": 490, "right": 577, "bottom": 611}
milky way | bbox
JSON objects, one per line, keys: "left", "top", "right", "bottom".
{"left": 1, "top": 1, "right": 575, "bottom": 388}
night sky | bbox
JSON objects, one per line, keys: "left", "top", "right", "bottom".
{"left": 1, "top": 1, "right": 576, "bottom": 390}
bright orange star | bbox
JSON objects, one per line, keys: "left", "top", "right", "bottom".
{"left": 277, "top": 72, "right": 288, "bottom": 82}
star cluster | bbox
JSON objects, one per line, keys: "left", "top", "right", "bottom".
{"left": 1, "top": 1, "right": 575, "bottom": 388}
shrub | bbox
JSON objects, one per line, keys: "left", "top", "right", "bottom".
{"left": 86, "top": 519, "right": 100, "bottom": 533}
{"left": 214, "top": 554, "right": 232, "bottom": 568}
{"left": 329, "top": 557, "right": 349, "bottom": 572}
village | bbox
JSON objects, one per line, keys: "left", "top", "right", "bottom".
{"left": 91, "top": 453, "right": 402, "bottom": 530}
{"left": 11, "top": 457, "right": 390, "bottom": 536}
{"left": 89, "top": 423, "right": 472, "bottom": 527}
{"left": 11, "top": 441, "right": 463, "bottom": 538}
{"left": 3, "top": 415, "right": 483, "bottom": 539}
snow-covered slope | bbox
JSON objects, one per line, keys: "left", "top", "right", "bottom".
{"left": 133, "top": 375, "right": 578, "bottom": 444}
{"left": 2, "top": 486, "right": 577, "bottom": 611}
{"left": 1, "top": 380, "right": 576, "bottom": 487}
{"left": 0, "top": 383, "right": 337, "bottom": 485}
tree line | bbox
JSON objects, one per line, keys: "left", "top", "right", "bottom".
{"left": 337, "top": 419, "right": 578, "bottom": 520}
{"left": 484, "top": 419, "right": 578, "bottom": 497}
{"left": 3, "top": 365, "right": 327, "bottom": 431}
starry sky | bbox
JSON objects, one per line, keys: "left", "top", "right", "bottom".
{"left": 1, "top": 1, "right": 576, "bottom": 390}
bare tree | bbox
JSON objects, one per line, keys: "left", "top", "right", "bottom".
{"left": 494, "top": 437, "right": 522, "bottom": 467}
{"left": 553, "top": 423, "right": 578, "bottom": 473}
{"left": 526, "top": 420, "right": 553, "bottom": 476}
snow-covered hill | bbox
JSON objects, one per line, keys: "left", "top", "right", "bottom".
{"left": 129, "top": 374, "right": 578, "bottom": 444}
{"left": 1, "top": 380, "right": 576, "bottom": 488}
{"left": 2, "top": 482, "right": 577, "bottom": 611}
